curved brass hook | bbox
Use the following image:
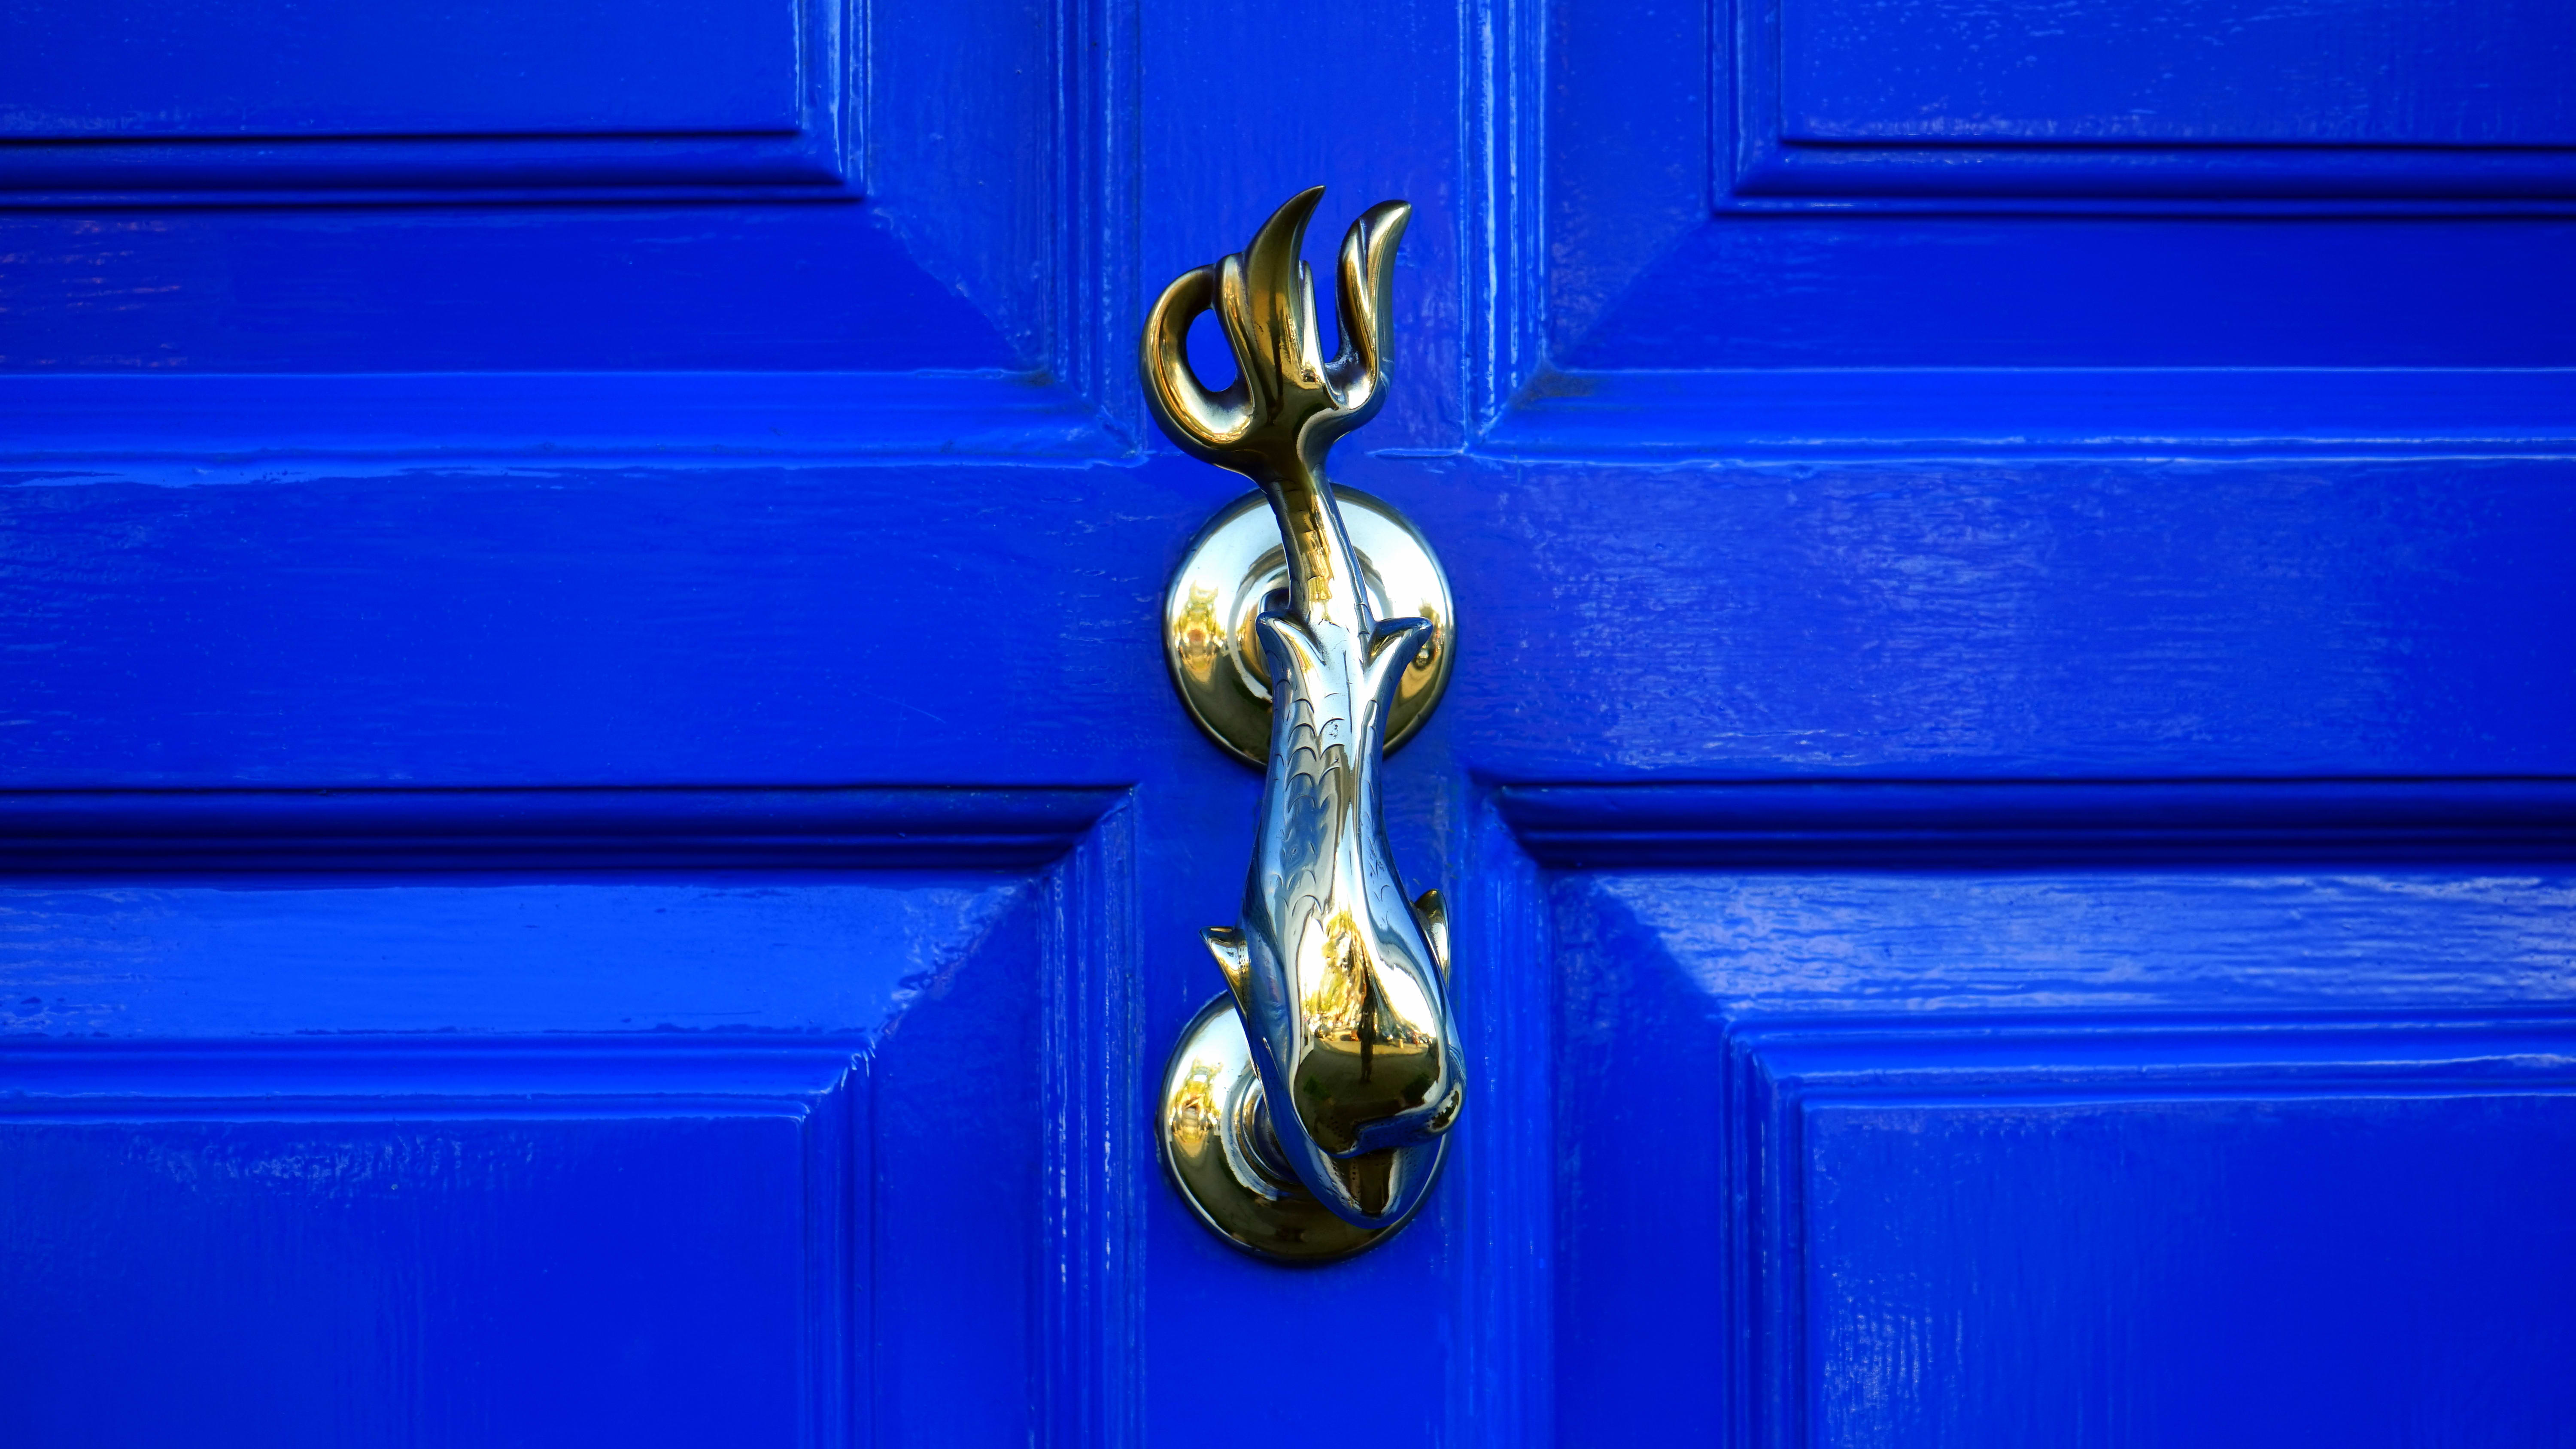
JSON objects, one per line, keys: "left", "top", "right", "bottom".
{"left": 1142, "top": 186, "right": 1412, "bottom": 485}
{"left": 1145, "top": 189, "right": 1460, "bottom": 1247}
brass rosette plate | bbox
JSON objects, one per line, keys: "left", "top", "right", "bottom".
{"left": 1161, "top": 488, "right": 1457, "bottom": 767}
{"left": 1157, "top": 995, "right": 1437, "bottom": 1262}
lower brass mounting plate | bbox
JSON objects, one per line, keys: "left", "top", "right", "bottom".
{"left": 1157, "top": 994, "right": 1436, "bottom": 1263}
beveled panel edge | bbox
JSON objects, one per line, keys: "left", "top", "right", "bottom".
{"left": 1035, "top": 795, "right": 1144, "bottom": 1449}
{"left": 0, "top": 0, "right": 854, "bottom": 200}
{"left": 0, "top": 1033, "right": 870, "bottom": 1108}
{"left": 0, "top": 134, "right": 857, "bottom": 203}
{"left": 1496, "top": 778, "right": 2576, "bottom": 870}
{"left": 1729, "top": 1010, "right": 2576, "bottom": 1449}
{"left": 0, "top": 371, "right": 1132, "bottom": 481}
{"left": 0, "top": 1032, "right": 872, "bottom": 1446}
{"left": 1725, "top": 0, "right": 2576, "bottom": 205}
{"left": 0, "top": 785, "right": 1128, "bottom": 873}
{"left": 1476, "top": 367, "right": 2576, "bottom": 461}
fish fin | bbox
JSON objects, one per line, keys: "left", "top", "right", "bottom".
{"left": 1252, "top": 610, "right": 1325, "bottom": 683}
{"left": 1411, "top": 888, "right": 1449, "bottom": 982}
{"left": 1202, "top": 926, "right": 1252, "bottom": 1012}
{"left": 1363, "top": 616, "right": 1434, "bottom": 705}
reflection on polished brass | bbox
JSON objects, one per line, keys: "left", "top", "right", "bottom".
{"left": 1159, "top": 996, "right": 1413, "bottom": 1262}
{"left": 1145, "top": 187, "right": 1464, "bottom": 1261}
{"left": 1163, "top": 486, "right": 1455, "bottom": 766}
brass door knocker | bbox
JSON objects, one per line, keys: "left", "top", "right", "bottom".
{"left": 1147, "top": 188, "right": 1464, "bottom": 1262}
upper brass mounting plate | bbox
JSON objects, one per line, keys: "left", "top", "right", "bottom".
{"left": 1163, "top": 487, "right": 1456, "bottom": 766}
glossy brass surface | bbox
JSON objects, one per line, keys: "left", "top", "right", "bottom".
{"left": 1163, "top": 486, "right": 1455, "bottom": 766}
{"left": 1159, "top": 996, "right": 1405, "bottom": 1262}
{"left": 1145, "top": 187, "right": 1464, "bottom": 1261}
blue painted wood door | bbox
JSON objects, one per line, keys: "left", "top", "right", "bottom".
{"left": 4, "top": 0, "right": 2573, "bottom": 1446}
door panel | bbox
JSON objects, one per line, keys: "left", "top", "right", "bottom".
{"left": 5, "top": 0, "right": 2573, "bottom": 1445}
{"left": 1478, "top": 0, "right": 2576, "bottom": 1433}
{"left": 0, "top": 791, "right": 1112, "bottom": 1444}
{"left": 1777, "top": 0, "right": 2576, "bottom": 147}
{"left": 4, "top": 0, "right": 807, "bottom": 141}
{"left": 1547, "top": 811, "right": 2576, "bottom": 1447}
{"left": 4, "top": 1048, "right": 854, "bottom": 1444}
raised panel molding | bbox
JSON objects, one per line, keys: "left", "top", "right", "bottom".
{"left": 0, "top": 373, "right": 1127, "bottom": 484}
{"left": 1774, "top": 0, "right": 2576, "bottom": 149}
{"left": 1734, "top": 1016, "right": 2576, "bottom": 1447}
{"left": 1532, "top": 780, "right": 2576, "bottom": 1446}
{"left": 1483, "top": 368, "right": 2576, "bottom": 459}
{"left": 1501, "top": 779, "right": 2576, "bottom": 869}
{"left": 0, "top": 785, "right": 1121, "bottom": 872}
{"left": 0, "top": 0, "right": 1142, "bottom": 435}
{"left": 1772, "top": 0, "right": 2576, "bottom": 148}
{"left": 0, "top": 1037, "right": 869, "bottom": 1444}
{"left": 0, "top": 0, "right": 855, "bottom": 196}
{"left": 0, "top": 786, "right": 1143, "bottom": 1449}
{"left": 1525, "top": 0, "right": 2576, "bottom": 431}
{"left": 2, "top": 0, "right": 806, "bottom": 140}
{"left": 1731, "top": 0, "right": 2576, "bottom": 201}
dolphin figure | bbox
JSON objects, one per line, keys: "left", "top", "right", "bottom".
{"left": 1141, "top": 187, "right": 1464, "bottom": 1228}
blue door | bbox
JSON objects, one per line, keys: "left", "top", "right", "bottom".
{"left": 5, "top": 0, "right": 2573, "bottom": 1444}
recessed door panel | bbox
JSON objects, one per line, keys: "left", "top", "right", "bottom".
{"left": 1553, "top": 851, "right": 2576, "bottom": 1449}
{"left": 1, "top": 0, "right": 802, "bottom": 140}
{"left": 0, "top": 791, "right": 1093, "bottom": 1447}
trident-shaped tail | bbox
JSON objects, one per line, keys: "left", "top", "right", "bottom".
{"left": 1142, "top": 185, "right": 1410, "bottom": 485}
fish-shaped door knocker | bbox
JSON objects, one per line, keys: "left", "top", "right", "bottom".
{"left": 1147, "top": 188, "right": 1464, "bottom": 1262}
